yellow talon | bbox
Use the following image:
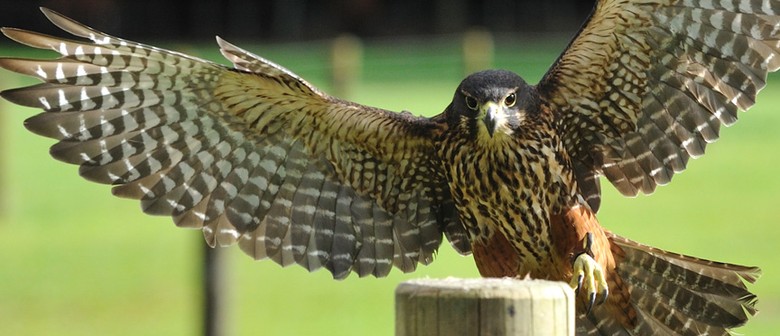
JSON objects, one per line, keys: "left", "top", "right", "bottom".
{"left": 570, "top": 233, "right": 609, "bottom": 313}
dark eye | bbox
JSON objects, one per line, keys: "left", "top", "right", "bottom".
{"left": 465, "top": 96, "right": 478, "bottom": 110}
{"left": 504, "top": 93, "right": 516, "bottom": 107}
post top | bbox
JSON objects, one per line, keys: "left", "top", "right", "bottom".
{"left": 396, "top": 277, "right": 574, "bottom": 299}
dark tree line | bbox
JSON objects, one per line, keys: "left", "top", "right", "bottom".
{"left": 0, "top": 0, "right": 596, "bottom": 41}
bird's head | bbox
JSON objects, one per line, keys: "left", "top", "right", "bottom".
{"left": 448, "top": 69, "right": 537, "bottom": 142}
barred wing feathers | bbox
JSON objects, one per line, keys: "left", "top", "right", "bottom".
{"left": 538, "top": 0, "right": 780, "bottom": 211}
{"left": 0, "top": 8, "right": 470, "bottom": 279}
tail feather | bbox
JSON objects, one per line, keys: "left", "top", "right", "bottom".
{"left": 576, "top": 316, "right": 600, "bottom": 335}
{"left": 577, "top": 234, "right": 759, "bottom": 335}
{"left": 626, "top": 274, "right": 731, "bottom": 336}
{"left": 632, "top": 308, "right": 708, "bottom": 336}
{"left": 612, "top": 235, "right": 761, "bottom": 290}
{"left": 619, "top": 263, "right": 753, "bottom": 327}
{"left": 578, "top": 307, "right": 631, "bottom": 336}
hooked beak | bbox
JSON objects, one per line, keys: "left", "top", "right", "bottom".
{"left": 481, "top": 102, "right": 500, "bottom": 138}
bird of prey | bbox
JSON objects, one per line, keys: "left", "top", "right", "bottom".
{"left": 0, "top": 3, "right": 776, "bottom": 335}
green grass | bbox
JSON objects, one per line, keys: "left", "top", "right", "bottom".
{"left": 0, "top": 38, "right": 779, "bottom": 335}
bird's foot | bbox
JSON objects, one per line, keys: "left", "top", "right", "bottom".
{"left": 570, "top": 232, "right": 609, "bottom": 313}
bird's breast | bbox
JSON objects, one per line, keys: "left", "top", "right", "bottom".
{"left": 439, "top": 137, "right": 574, "bottom": 271}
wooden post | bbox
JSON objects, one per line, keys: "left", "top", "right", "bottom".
{"left": 396, "top": 278, "right": 574, "bottom": 336}
{"left": 203, "top": 245, "right": 231, "bottom": 336}
{"left": 462, "top": 28, "right": 494, "bottom": 75}
{"left": 175, "top": 46, "right": 234, "bottom": 336}
{"left": 0, "top": 75, "right": 7, "bottom": 216}
{"left": 330, "top": 34, "right": 363, "bottom": 99}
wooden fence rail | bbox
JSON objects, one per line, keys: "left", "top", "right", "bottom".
{"left": 396, "top": 278, "right": 574, "bottom": 336}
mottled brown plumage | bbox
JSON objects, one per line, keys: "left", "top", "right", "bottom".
{"left": 0, "top": 2, "right": 776, "bottom": 335}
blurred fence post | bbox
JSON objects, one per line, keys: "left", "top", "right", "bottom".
{"left": 177, "top": 45, "right": 233, "bottom": 336}
{"left": 0, "top": 75, "right": 7, "bottom": 216}
{"left": 203, "top": 245, "right": 231, "bottom": 336}
{"left": 330, "top": 34, "right": 363, "bottom": 99}
{"left": 396, "top": 278, "right": 574, "bottom": 336}
{"left": 462, "top": 28, "right": 494, "bottom": 75}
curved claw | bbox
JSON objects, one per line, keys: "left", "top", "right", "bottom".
{"left": 570, "top": 234, "right": 609, "bottom": 314}
{"left": 587, "top": 292, "right": 596, "bottom": 313}
{"left": 600, "top": 287, "right": 609, "bottom": 305}
{"left": 572, "top": 273, "right": 584, "bottom": 295}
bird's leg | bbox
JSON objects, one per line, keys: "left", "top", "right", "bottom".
{"left": 570, "top": 232, "right": 609, "bottom": 313}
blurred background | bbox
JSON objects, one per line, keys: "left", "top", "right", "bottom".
{"left": 0, "top": 0, "right": 594, "bottom": 40}
{"left": 0, "top": 0, "right": 778, "bottom": 335}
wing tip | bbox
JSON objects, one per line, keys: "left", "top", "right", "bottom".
{"left": 39, "top": 6, "right": 56, "bottom": 17}
{"left": 0, "top": 86, "right": 40, "bottom": 108}
{"left": 39, "top": 7, "right": 69, "bottom": 30}
{"left": 0, "top": 57, "right": 17, "bottom": 71}
{"left": 39, "top": 6, "right": 98, "bottom": 39}
{"left": 214, "top": 35, "right": 230, "bottom": 48}
{"left": 1, "top": 27, "right": 39, "bottom": 46}
{"left": 0, "top": 27, "right": 15, "bottom": 38}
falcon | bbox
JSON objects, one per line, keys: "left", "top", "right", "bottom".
{"left": 0, "top": 3, "right": 775, "bottom": 335}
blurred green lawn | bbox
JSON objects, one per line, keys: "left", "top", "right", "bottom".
{"left": 0, "top": 37, "right": 778, "bottom": 335}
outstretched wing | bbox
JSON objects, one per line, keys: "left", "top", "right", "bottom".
{"left": 538, "top": 0, "right": 780, "bottom": 211}
{"left": 0, "top": 8, "right": 471, "bottom": 279}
